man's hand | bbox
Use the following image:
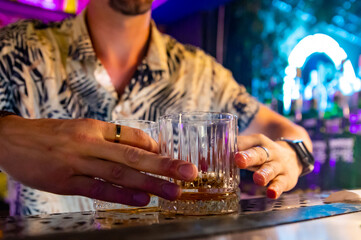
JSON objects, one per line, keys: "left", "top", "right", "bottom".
{"left": 235, "top": 134, "right": 303, "bottom": 199}
{"left": 0, "top": 115, "right": 198, "bottom": 206}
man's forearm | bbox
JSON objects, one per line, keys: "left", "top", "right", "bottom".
{"left": 270, "top": 121, "right": 312, "bottom": 153}
{"left": 242, "top": 105, "right": 313, "bottom": 152}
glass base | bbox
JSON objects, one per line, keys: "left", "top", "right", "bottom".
{"left": 159, "top": 191, "right": 240, "bottom": 215}
{"left": 94, "top": 195, "right": 158, "bottom": 211}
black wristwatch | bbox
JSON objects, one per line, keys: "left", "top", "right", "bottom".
{"left": 278, "top": 138, "right": 315, "bottom": 177}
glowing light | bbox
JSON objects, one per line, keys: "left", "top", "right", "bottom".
{"left": 284, "top": 66, "right": 297, "bottom": 79}
{"left": 349, "top": 114, "right": 358, "bottom": 123}
{"left": 17, "top": 0, "right": 60, "bottom": 11}
{"left": 16, "top": 0, "right": 89, "bottom": 14}
{"left": 349, "top": 124, "right": 361, "bottom": 134}
{"left": 74, "top": 0, "right": 89, "bottom": 13}
{"left": 313, "top": 161, "right": 321, "bottom": 174}
{"left": 63, "top": 0, "right": 77, "bottom": 13}
{"left": 288, "top": 34, "right": 346, "bottom": 68}
{"left": 329, "top": 158, "right": 336, "bottom": 167}
{"left": 283, "top": 34, "right": 361, "bottom": 114}
{"left": 303, "top": 70, "right": 318, "bottom": 100}
{"left": 153, "top": 0, "right": 168, "bottom": 9}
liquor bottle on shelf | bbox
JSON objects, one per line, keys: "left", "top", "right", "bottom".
{"left": 299, "top": 98, "right": 326, "bottom": 191}
{"left": 285, "top": 68, "right": 303, "bottom": 123}
{"left": 316, "top": 61, "right": 340, "bottom": 190}
{"left": 323, "top": 92, "right": 345, "bottom": 134}
{"left": 302, "top": 98, "right": 322, "bottom": 137}
{"left": 346, "top": 90, "right": 361, "bottom": 189}
{"left": 323, "top": 92, "right": 357, "bottom": 190}
{"left": 348, "top": 90, "right": 361, "bottom": 130}
{"left": 298, "top": 68, "right": 328, "bottom": 190}
{"left": 287, "top": 98, "right": 303, "bottom": 124}
{"left": 350, "top": 133, "right": 361, "bottom": 189}
{"left": 293, "top": 68, "right": 304, "bottom": 123}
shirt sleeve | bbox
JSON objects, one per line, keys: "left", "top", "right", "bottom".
{"left": 212, "top": 61, "right": 260, "bottom": 132}
{"left": 0, "top": 25, "right": 18, "bottom": 114}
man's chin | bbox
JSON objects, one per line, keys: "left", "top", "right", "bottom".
{"left": 115, "top": 8, "right": 151, "bottom": 16}
{"left": 108, "top": 0, "right": 153, "bottom": 16}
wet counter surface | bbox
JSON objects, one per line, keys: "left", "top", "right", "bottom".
{"left": 1, "top": 192, "right": 360, "bottom": 240}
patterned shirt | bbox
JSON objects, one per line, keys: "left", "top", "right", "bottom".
{"left": 0, "top": 12, "right": 259, "bottom": 215}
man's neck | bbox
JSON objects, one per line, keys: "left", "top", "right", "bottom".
{"left": 86, "top": 1, "right": 151, "bottom": 95}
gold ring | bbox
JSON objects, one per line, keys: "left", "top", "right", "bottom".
{"left": 114, "top": 124, "right": 121, "bottom": 143}
{"left": 256, "top": 146, "right": 270, "bottom": 161}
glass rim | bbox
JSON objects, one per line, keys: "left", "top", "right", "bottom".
{"left": 159, "top": 111, "right": 238, "bottom": 123}
{"left": 111, "top": 119, "right": 156, "bottom": 124}
{"left": 110, "top": 119, "right": 158, "bottom": 129}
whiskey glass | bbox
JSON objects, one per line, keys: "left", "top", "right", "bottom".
{"left": 158, "top": 112, "right": 240, "bottom": 215}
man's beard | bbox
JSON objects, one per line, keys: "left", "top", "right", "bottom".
{"left": 108, "top": 0, "right": 154, "bottom": 15}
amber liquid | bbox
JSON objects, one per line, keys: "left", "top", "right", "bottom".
{"left": 161, "top": 173, "right": 239, "bottom": 215}
{"left": 176, "top": 174, "right": 237, "bottom": 201}
{"left": 179, "top": 191, "right": 237, "bottom": 201}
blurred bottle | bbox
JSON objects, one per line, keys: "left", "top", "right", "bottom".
{"left": 330, "top": 126, "right": 357, "bottom": 190}
{"left": 293, "top": 67, "right": 329, "bottom": 190}
{"left": 323, "top": 92, "right": 344, "bottom": 134}
{"left": 347, "top": 90, "right": 361, "bottom": 134}
{"left": 286, "top": 69, "right": 303, "bottom": 123}
{"left": 287, "top": 98, "right": 303, "bottom": 123}
{"left": 350, "top": 133, "right": 361, "bottom": 189}
{"left": 323, "top": 90, "right": 357, "bottom": 190}
{"left": 299, "top": 98, "right": 326, "bottom": 191}
{"left": 302, "top": 98, "right": 322, "bottom": 137}
{"left": 346, "top": 89, "right": 361, "bottom": 189}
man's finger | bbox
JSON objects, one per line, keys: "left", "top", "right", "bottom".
{"left": 253, "top": 161, "right": 283, "bottom": 186}
{"left": 75, "top": 158, "right": 182, "bottom": 200}
{"left": 235, "top": 145, "right": 271, "bottom": 169}
{"left": 84, "top": 142, "right": 198, "bottom": 181}
{"left": 100, "top": 121, "right": 158, "bottom": 153}
{"left": 236, "top": 133, "right": 269, "bottom": 151}
{"left": 266, "top": 175, "right": 289, "bottom": 199}
{"left": 67, "top": 176, "right": 151, "bottom": 206}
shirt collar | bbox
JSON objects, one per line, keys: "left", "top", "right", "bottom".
{"left": 143, "top": 20, "right": 168, "bottom": 71}
{"left": 68, "top": 11, "right": 168, "bottom": 72}
{"left": 68, "top": 10, "right": 97, "bottom": 62}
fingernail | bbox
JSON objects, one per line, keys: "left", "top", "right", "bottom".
{"left": 132, "top": 193, "right": 150, "bottom": 205}
{"left": 162, "top": 183, "right": 181, "bottom": 200}
{"left": 235, "top": 152, "right": 249, "bottom": 168}
{"left": 266, "top": 189, "right": 277, "bottom": 199}
{"left": 267, "top": 187, "right": 279, "bottom": 199}
{"left": 253, "top": 172, "right": 267, "bottom": 186}
{"left": 178, "top": 164, "right": 196, "bottom": 180}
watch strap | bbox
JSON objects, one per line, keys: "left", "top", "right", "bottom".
{"left": 278, "top": 138, "right": 315, "bottom": 177}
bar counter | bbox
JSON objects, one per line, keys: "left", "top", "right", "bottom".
{"left": 1, "top": 192, "right": 360, "bottom": 240}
